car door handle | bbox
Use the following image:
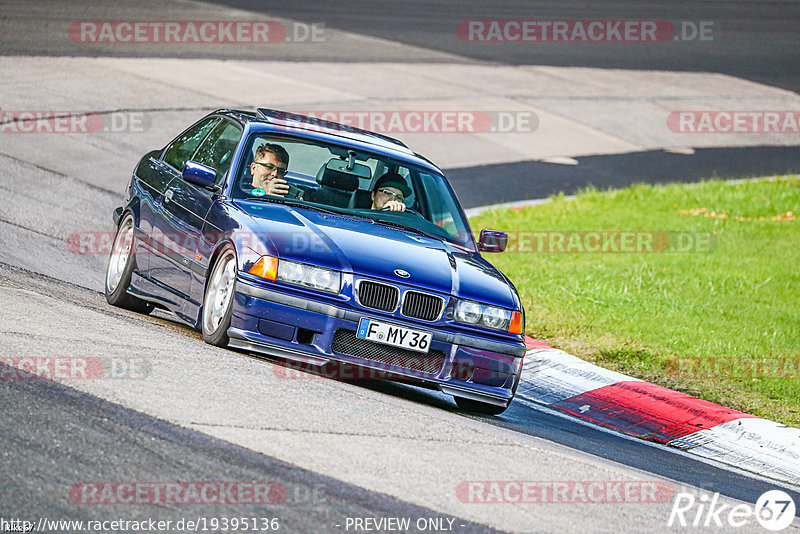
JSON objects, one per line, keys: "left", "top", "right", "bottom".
{"left": 165, "top": 189, "right": 174, "bottom": 203}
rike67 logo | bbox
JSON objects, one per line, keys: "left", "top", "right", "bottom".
{"left": 669, "top": 490, "right": 796, "bottom": 531}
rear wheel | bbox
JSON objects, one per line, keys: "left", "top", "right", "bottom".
{"left": 454, "top": 396, "right": 510, "bottom": 415}
{"left": 202, "top": 246, "right": 236, "bottom": 346}
{"left": 105, "top": 213, "right": 153, "bottom": 314}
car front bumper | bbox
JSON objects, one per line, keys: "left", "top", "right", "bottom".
{"left": 229, "top": 276, "right": 525, "bottom": 407}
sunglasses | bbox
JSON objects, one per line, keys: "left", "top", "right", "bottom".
{"left": 377, "top": 188, "right": 405, "bottom": 202}
{"left": 254, "top": 161, "right": 288, "bottom": 176}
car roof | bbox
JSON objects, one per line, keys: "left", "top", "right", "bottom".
{"left": 215, "top": 108, "right": 444, "bottom": 175}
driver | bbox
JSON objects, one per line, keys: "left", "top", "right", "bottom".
{"left": 370, "top": 173, "right": 412, "bottom": 212}
{"left": 250, "top": 143, "right": 291, "bottom": 197}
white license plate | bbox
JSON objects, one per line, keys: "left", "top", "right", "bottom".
{"left": 356, "top": 318, "right": 432, "bottom": 353}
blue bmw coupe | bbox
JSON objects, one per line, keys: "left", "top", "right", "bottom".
{"left": 105, "top": 109, "right": 526, "bottom": 414}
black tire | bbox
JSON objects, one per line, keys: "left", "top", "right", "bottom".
{"left": 454, "top": 396, "right": 510, "bottom": 415}
{"left": 202, "top": 245, "right": 236, "bottom": 346}
{"left": 105, "top": 213, "right": 154, "bottom": 314}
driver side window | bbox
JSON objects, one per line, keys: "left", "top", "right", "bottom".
{"left": 192, "top": 120, "right": 243, "bottom": 183}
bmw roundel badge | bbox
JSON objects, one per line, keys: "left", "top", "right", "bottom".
{"left": 394, "top": 269, "right": 410, "bottom": 278}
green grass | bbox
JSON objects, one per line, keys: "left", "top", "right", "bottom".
{"left": 470, "top": 176, "right": 800, "bottom": 426}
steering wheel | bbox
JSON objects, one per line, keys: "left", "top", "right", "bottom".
{"left": 285, "top": 183, "right": 304, "bottom": 200}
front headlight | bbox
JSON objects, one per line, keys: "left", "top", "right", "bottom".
{"left": 454, "top": 299, "right": 522, "bottom": 334}
{"left": 481, "top": 305, "right": 509, "bottom": 329}
{"left": 454, "top": 300, "right": 482, "bottom": 324}
{"left": 248, "top": 256, "right": 341, "bottom": 294}
{"left": 278, "top": 259, "right": 341, "bottom": 294}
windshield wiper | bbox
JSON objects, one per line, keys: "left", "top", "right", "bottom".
{"left": 369, "top": 217, "right": 443, "bottom": 240}
{"left": 372, "top": 216, "right": 469, "bottom": 246}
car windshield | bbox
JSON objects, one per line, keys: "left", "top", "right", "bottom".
{"left": 230, "top": 133, "right": 475, "bottom": 248}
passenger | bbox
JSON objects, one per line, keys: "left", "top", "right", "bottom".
{"left": 370, "top": 173, "right": 412, "bottom": 212}
{"left": 250, "top": 143, "right": 291, "bottom": 197}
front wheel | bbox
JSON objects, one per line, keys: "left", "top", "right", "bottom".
{"left": 105, "top": 213, "right": 153, "bottom": 314}
{"left": 202, "top": 246, "right": 236, "bottom": 346}
{"left": 454, "top": 396, "right": 510, "bottom": 415}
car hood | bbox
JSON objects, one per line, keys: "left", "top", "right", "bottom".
{"left": 235, "top": 201, "right": 516, "bottom": 308}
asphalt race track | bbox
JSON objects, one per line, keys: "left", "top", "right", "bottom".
{"left": 1, "top": 1, "right": 799, "bottom": 533}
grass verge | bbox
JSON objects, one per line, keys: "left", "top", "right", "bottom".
{"left": 470, "top": 175, "right": 800, "bottom": 426}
